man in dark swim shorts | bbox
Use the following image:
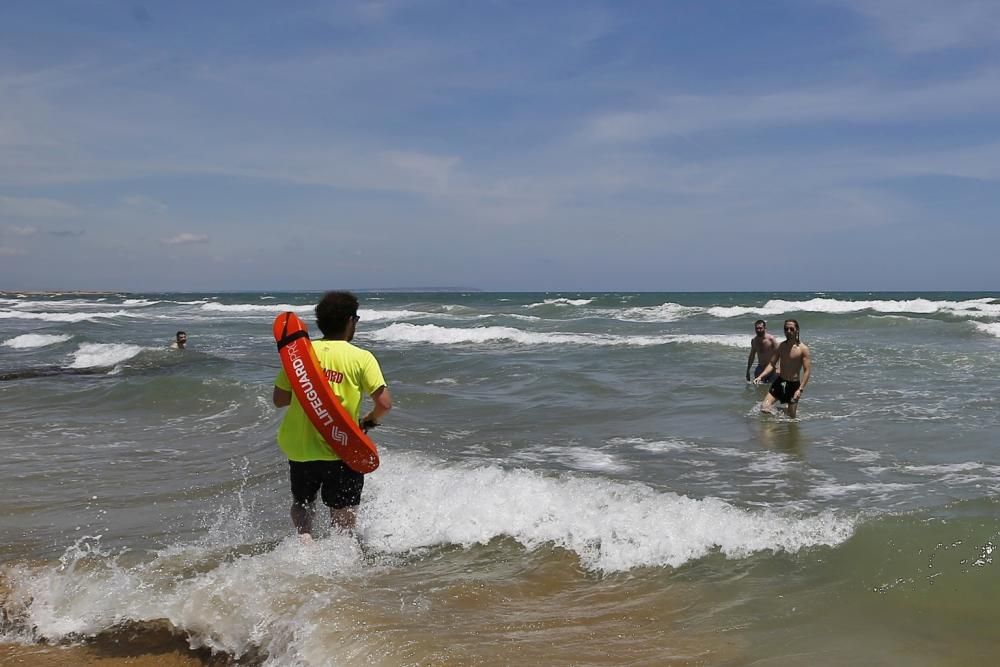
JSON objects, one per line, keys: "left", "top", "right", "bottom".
{"left": 753, "top": 319, "right": 811, "bottom": 418}
{"left": 769, "top": 378, "right": 801, "bottom": 404}
{"left": 288, "top": 459, "right": 364, "bottom": 511}
{"left": 746, "top": 320, "right": 779, "bottom": 383}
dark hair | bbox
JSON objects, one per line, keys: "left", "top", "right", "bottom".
{"left": 315, "top": 291, "right": 359, "bottom": 337}
{"left": 784, "top": 319, "right": 800, "bottom": 343}
{"left": 754, "top": 319, "right": 766, "bottom": 327}
{"left": 176, "top": 330, "right": 186, "bottom": 337}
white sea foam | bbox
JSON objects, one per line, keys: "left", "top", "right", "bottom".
{"left": 618, "top": 303, "right": 702, "bottom": 322}
{"left": 973, "top": 322, "right": 1000, "bottom": 338}
{"left": 8, "top": 298, "right": 108, "bottom": 310}
{"left": 200, "top": 302, "right": 311, "bottom": 313}
{"left": 365, "top": 455, "right": 855, "bottom": 571}
{"left": 370, "top": 323, "right": 747, "bottom": 348}
{"left": 199, "top": 303, "right": 423, "bottom": 322}
{"left": 901, "top": 462, "right": 985, "bottom": 475}
{"left": 550, "top": 446, "right": 631, "bottom": 473}
{"left": 68, "top": 343, "right": 145, "bottom": 369}
{"left": 704, "top": 446, "right": 757, "bottom": 460}
{"left": 2, "top": 333, "right": 72, "bottom": 349}
{"left": 610, "top": 436, "right": 693, "bottom": 453}
{"left": 526, "top": 298, "right": 594, "bottom": 308}
{"left": 0, "top": 533, "right": 366, "bottom": 655}
{"left": 0, "top": 455, "right": 856, "bottom": 662}
{"left": 360, "top": 308, "right": 425, "bottom": 322}
{"left": 840, "top": 447, "right": 881, "bottom": 463}
{"left": 661, "top": 334, "right": 747, "bottom": 348}
{"left": 0, "top": 309, "right": 132, "bottom": 323}
{"left": 708, "top": 297, "right": 1000, "bottom": 319}
{"left": 809, "top": 482, "right": 915, "bottom": 499}
{"left": 5, "top": 298, "right": 157, "bottom": 311}
{"left": 746, "top": 451, "right": 798, "bottom": 474}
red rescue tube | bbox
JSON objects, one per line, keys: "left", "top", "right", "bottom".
{"left": 273, "top": 311, "right": 379, "bottom": 474}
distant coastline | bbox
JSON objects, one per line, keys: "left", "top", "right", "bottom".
{"left": 0, "top": 290, "right": 125, "bottom": 297}
{"left": 2, "top": 288, "right": 994, "bottom": 296}
{"left": 1, "top": 288, "right": 482, "bottom": 295}
{"left": 355, "top": 287, "right": 482, "bottom": 293}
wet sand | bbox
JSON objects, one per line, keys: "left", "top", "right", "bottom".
{"left": 0, "top": 637, "right": 228, "bottom": 666}
{"left": 0, "top": 619, "right": 234, "bottom": 666}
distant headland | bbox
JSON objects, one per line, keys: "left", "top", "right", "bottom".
{"left": 0, "top": 290, "right": 125, "bottom": 296}
{"left": 1, "top": 287, "right": 482, "bottom": 296}
{"left": 355, "top": 287, "right": 482, "bottom": 293}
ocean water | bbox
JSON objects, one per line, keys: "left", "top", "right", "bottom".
{"left": 1, "top": 291, "right": 998, "bottom": 666}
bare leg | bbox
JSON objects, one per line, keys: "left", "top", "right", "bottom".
{"left": 330, "top": 506, "right": 357, "bottom": 533}
{"left": 788, "top": 400, "right": 798, "bottom": 419}
{"left": 760, "top": 393, "right": 777, "bottom": 414}
{"left": 291, "top": 502, "right": 315, "bottom": 536}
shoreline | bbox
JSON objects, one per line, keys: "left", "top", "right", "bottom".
{"left": 1, "top": 576, "right": 237, "bottom": 666}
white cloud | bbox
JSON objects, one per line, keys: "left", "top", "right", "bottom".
{"left": 833, "top": 0, "right": 1000, "bottom": 53}
{"left": 160, "top": 233, "right": 209, "bottom": 246}
{"left": 120, "top": 195, "right": 168, "bottom": 214}
{"left": 382, "top": 151, "right": 460, "bottom": 194}
{"left": 0, "top": 195, "right": 78, "bottom": 219}
{"left": 582, "top": 69, "right": 1000, "bottom": 143}
{"left": 5, "top": 225, "right": 38, "bottom": 236}
{"left": 352, "top": 0, "right": 424, "bottom": 24}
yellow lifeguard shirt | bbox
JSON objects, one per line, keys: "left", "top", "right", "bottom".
{"left": 274, "top": 339, "right": 386, "bottom": 462}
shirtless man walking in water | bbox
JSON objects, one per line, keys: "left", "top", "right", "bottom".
{"left": 753, "top": 319, "right": 811, "bottom": 418}
{"left": 746, "top": 320, "right": 778, "bottom": 383}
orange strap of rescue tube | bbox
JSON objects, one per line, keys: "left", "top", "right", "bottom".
{"left": 273, "top": 312, "right": 380, "bottom": 474}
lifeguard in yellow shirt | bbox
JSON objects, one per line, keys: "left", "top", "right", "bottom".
{"left": 272, "top": 291, "right": 392, "bottom": 539}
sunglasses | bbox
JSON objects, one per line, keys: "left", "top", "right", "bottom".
{"left": 351, "top": 315, "right": 361, "bottom": 322}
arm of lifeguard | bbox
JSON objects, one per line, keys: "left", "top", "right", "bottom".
{"left": 363, "top": 386, "right": 392, "bottom": 425}
{"left": 273, "top": 386, "right": 292, "bottom": 407}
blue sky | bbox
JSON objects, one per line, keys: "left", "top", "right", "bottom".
{"left": 1, "top": 0, "right": 999, "bottom": 292}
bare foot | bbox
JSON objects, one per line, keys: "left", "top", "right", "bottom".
{"left": 298, "top": 533, "right": 314, "bottom": 544}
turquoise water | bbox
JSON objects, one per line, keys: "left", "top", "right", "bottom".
{"left": 1, "top": 291, "right": 998, "bottom": 665}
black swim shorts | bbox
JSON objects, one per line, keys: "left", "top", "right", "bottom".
{"left": 288, "top": 460, "right": 364, "bottom": 509}
{"left": 769, "top": 378, "right": 801, "bottom": 404}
